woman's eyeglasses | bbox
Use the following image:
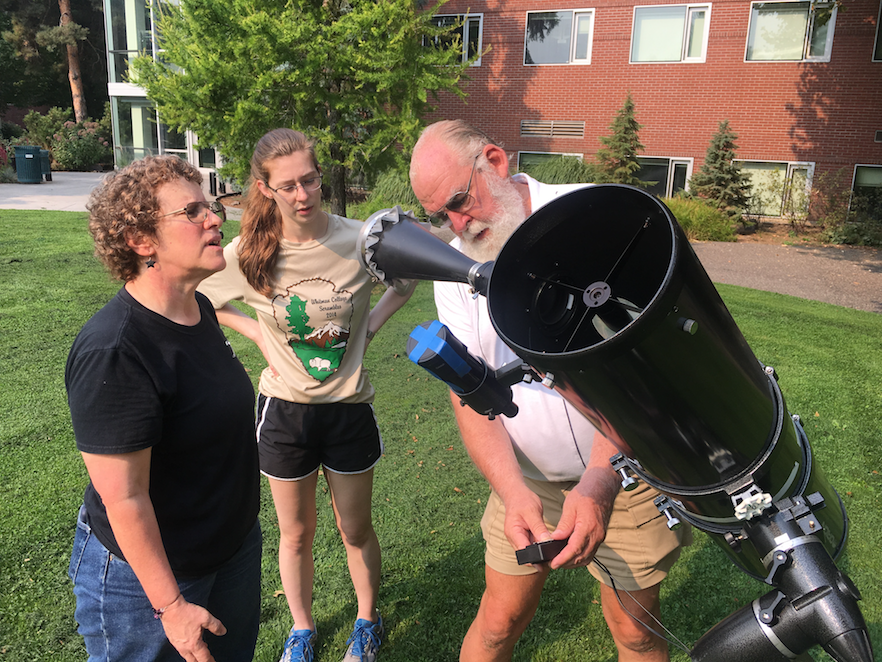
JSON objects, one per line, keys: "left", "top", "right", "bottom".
{"left": 427, "top": 153, "right": 481, "bottom": 226}
{"left": 159, "top": 200, "right": 226, "bottom": 223}
{"left": 264, "top": 176, "right": 323, "bottom": 197}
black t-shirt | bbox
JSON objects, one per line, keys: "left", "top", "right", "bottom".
{"left": 65, "top": 288, "right": 259, "bottom": 577}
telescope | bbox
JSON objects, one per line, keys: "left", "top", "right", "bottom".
{"left": 357, "top": 188, "right": 874, "bottom": 662}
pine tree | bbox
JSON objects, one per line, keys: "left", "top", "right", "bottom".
{"left": 689, "top": 120, "right": 751, "bottom": 223}
{"left": 595, "top": 93, "right": 648, "bottom": 188}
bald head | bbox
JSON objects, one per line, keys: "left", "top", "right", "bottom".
{"left": 410, "top": 120, "right": 496, "bottom": 182}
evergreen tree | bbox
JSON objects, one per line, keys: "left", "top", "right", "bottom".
{"left": 0, "top": 0, "right": 106, "bottom": 120}
{"left": 595, "top": 93, "right": 648, "bottom": 188}
{"left": 132, "top": 0, "right": 476, "bottom": 216}
{"left": 689, "top": 120, "right": 751, "bottom": 223}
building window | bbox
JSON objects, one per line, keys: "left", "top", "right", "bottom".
{"left": 745, "top": 2, "right": 836, "bottom": 62}
{"left": 852, "top": 165, "right": 882, "bottom": 216}
{"left": 517, "top": 151, "right": 585, "bottom": 172}
{"left": 524, "top": 9, "right": 595, "bottom": 65}
{"left": 630, "top": 4, "right": 709, "bottom": 63}
{"left": 105, "top": 0, "right": 154, "bottom": 83}
{"left": 159, "top": 121, "right": 187, "bottom": 158}
{"left": 637, "top": 157, "right": 693, "bottom": 197}
{"left": 426, "top": 14, "right": 483, "bottom": 65}
{"left": 874, "top": 3, "right": 882, "bottom": 62}
{"left": 111, "top": 97, "right": 159, "bottom": 167}
{"left": 739, "top": 161, "right": 813, "bottom": 217}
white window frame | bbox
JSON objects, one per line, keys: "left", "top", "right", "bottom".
{"left": 850, "top": 164, "right": 882, "bottom": 214}
{"left": 429, "top": 13, "right": 484, "bottom": 66}
{"left": 524, "top": 9, "right": 596, "bottom": 66}
{"left": 637, "top": 157, "right": 694, "bottom": 197}
{"left": 517, "top": 151, "right": 585, "bottom": 171}
{"left": 852, "top": 164, "right": 882, "bottom": 191}
{"left": 629, "top": 4, "right": 711, "bottom": 64}
{"left": 744, "top": 1, "right": 837, "bottom": 63}
{"left": 737, "top": 159, "right": 815, "bottom": 217}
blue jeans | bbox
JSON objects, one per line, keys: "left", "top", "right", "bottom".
{"left": 68, "top": 506, "right": 262, "bottom": 662}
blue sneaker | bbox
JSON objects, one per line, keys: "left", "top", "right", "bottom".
{"left": 279, "top": 626, "right": 316, "bottom": 662}
{"left": 342, "top": 614, "right": 384, "bottom": 662}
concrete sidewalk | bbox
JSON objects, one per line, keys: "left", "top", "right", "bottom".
{"left": 0, "top": 171, "right": 240, "bottom": 216}
{"left": 0, "top": 172, "right": 107, "bottom": 212}
{"left": 2, "top": 176, "right": 879, "bottom": 313}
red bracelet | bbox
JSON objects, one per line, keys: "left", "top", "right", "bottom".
{"left": 152, "top": 593, "right": 182, "bottom": 619}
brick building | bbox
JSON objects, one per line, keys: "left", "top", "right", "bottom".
{"left": 425, "top": 0, "right": 882, "bottom": 215}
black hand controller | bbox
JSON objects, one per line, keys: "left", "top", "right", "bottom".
{"left": 515, "top": 538, "right": 569, "bottom": 565}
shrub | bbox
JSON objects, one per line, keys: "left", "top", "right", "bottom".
{"left": 523, "top": 155, "right": 599, "bottom": 185}
{"left": 352, "top": 168, "right": 423, "bottom": 220}
{"left": 52, "top": 120, "right": 112, "bottom": 171}
{"left": 1, "top": 120, "right": 24, "bottom": 140}
{"left": 22, "top": 107, "right": 72, "bottom": 150}
{"left": 0, "top": 164, "right": 16, "bottom": 183}
{"left": 663, "top": 195, "right": 737, "bottom": 242}
{"left": 821, "top": 190, "right": 882, "bottom": 248}
{"left": 19, "top": 106, "right": 112, "bottom": 171}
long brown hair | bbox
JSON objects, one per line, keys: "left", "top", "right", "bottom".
{"left": 238, "top": 128, "right": 320, "bottom": 297}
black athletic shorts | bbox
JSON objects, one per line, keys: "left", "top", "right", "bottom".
{"left": 255, "top": 394, "right": 384, "bottom": 480}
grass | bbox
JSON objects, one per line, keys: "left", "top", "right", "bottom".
{"left": 0, "top": 209, "right": 880, "bottom": 661}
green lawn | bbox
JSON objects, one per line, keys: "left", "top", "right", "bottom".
{"left": 1, "top": 209, "right": 879, "bottom": 661}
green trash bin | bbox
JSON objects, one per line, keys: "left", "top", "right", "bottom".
{"left": 14, "top": 145, "right": 42, "bottom": 184}
{"left": 39, "top": 149, "right": 52, "bottom": 182}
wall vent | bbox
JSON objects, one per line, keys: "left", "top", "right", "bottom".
{"left": 521, "top": 120, "right": 585, "bottom": 138}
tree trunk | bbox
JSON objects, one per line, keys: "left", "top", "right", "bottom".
{"left": 59, "top": 0, "right": 87, "bottom": 122}
{"left": 326, "top": 128, "right": 347, "bottom": 217}
{"left": 327, "top": 161, "right": 347, "bottom": 217}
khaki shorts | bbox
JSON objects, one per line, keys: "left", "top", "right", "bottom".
{"left": 481, "top": 477, "right": 692, "bottom": 591}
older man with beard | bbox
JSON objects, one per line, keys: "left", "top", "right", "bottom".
{"left": 409, "top": 120, "right": 690, "bottom": 662}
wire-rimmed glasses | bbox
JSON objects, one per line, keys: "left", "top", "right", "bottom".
{"left": 159, "top": 200, "right": 227, "bottom": 223}
{"left": 427, "top": 153, "right": 481, "bottom": 227}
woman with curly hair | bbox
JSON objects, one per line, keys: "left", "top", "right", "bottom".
{"left": 198, "top": 128, "right": 414, "bottom": 662}
{"left": 66, "top": 155, "right": 261, "bottom": 662}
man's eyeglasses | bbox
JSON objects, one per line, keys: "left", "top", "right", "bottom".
{"left": 159, "top": 200, "right": 226, "bottom": 223}
{"left": 264, "top": 175, "right": 323, "bottom": 197}
{"left": 427, "top": 153, "right": 481, "bottom": 226}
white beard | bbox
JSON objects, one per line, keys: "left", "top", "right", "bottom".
{"left": 458, "top": 173, "right": 528, "bottom": 263}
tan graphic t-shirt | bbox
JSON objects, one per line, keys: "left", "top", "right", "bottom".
{"left": 198, "top": 214, "right": 375, "bottom": 404}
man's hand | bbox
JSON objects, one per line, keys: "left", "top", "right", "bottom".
{"left": 549, "top": 466, "right": 618, "bottom": 570}
{"left": 161, "top": 598, "right": 227, "bottom": 662}
{"left": 502, "top": 485, "right": 554, "bottom": 554}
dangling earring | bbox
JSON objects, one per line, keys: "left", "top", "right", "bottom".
{"left": 146, "top": 256, "right": 156, "bottom": 269}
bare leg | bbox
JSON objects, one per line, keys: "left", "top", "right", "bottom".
{"left": 599, "top": 581, "right": 669, "bottom": 661}
{"left": 268, "top": 473, "right": 319, "bottom": 630}
{"left": 324, "top": 469, "right": 381, "bottom": 622}
{"left": 460, "top": 565, "right": 549, "bottom": 662}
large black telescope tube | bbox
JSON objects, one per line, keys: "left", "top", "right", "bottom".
{"left": 357, "top": 188, "right": 871, "bottom": 662}
{"left": 485, "top": 185, "right": 847, "bottom": 575}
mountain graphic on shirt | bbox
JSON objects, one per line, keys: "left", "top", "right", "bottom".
{"left": 271, "top": 278, "right": 353, "bottom": 382}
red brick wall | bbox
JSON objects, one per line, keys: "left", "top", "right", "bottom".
{"left": 428, "top": 0, "right": 882, "bottom": 181}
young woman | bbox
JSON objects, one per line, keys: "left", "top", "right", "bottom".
{"left": 66, "top": 155, "right": 261, "bottom": 662}
{"left": 198, "top": 128, "right": 414, "bottom": 662}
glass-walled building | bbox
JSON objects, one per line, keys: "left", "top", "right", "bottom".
{"left": 102, "top": 0, "right": 220, "bottom": 185}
